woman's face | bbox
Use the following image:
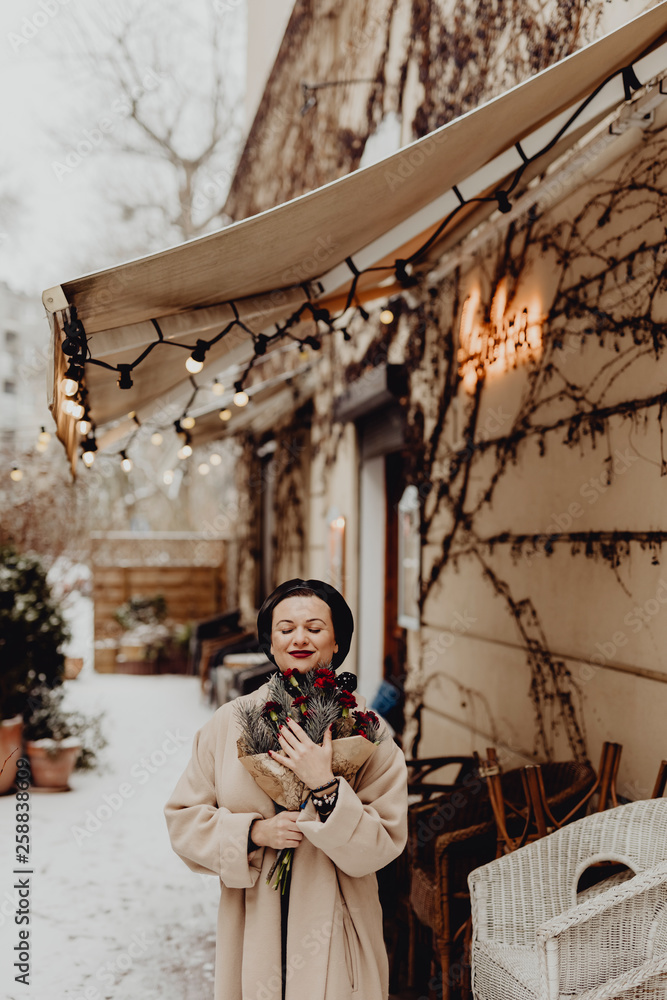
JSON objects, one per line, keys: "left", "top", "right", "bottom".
{"left": 270, "top": 594, "right": 339, "bottom": 673}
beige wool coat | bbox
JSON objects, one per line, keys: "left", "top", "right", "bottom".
{"left": 164, "top": 682, "right": 408, "bottom": 1000}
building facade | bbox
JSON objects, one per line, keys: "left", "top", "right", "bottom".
{"left": 227, "top": 0, "right": 666, "bottom": 796}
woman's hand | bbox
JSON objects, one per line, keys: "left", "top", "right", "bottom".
{"left": 269, "top": 717, "right": 334, "bottom": 790}
{"left": 250, "top": 812, "right": 303, "bottom": 850}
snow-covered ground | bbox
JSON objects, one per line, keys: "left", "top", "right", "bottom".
{"left": 0, "top": 655, "right": 220, "bottom": 998}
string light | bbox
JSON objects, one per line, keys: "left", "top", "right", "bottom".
{"left": 233, "top": 390, "right": 249, "bottom": 407}
{"left": 117, "top": 365, "right": 133, "bottom": 389}
{"left": 198, "top": 462, "right": 210, "bottom": 475}
{"left": 212, "top": 382, "right": 225, "bottom": 395}
{"left": 78, "top": 418, "right": 92, "bottom": 436}
{"left": 219, "top": 409, "right": 232, "bottom": 421}
{"left": 163, "top": 469, "right": 174, "bottom": 484}
{"left": 10, "top": 467, "right": 23, "bottom": 482}
{"left": 151, "top": 432, "right": 163, "bottom": 446}
{"left": 209, "top": 453, "right": 222, "bottom": 466}
{"left": 60, "top": 361, "right": 83, "bottom": 396}
{"left": 178, "top": 442, "right": 193, "bottom": 460}
{"left": 81, "top": 438, "right": 97, "bottom": 467}
{"left": 380, "top": 309, "right": 395, "bottom": 324}
{"left": 70, "top": 402, "right": 85, "bottom": 420}
{"left": 120, "top": 450, "right": 133, "bottom": 472}
{"left": 181, "top": 416, "right": 196, "bottom": 429}
{"left": 185, "top": 340, "right": 208, "bottom": 374}
{"left": 36, "top": 427, "right": 51, "bottom": 453}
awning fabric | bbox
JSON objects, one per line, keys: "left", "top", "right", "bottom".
{"left": 43, "top": 1, "right": 667, "bottom": 471}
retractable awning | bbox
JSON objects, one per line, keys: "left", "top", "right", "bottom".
{"left": 43, "top": 1, "right": 667, "bottom": 472}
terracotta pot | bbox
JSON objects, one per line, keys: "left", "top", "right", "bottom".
{"left": 0, "top": 716, "right": 23, "bottom": 795}
{"left": 25, "top": 738, "right": 81, "bottom": 791}
{"left": 64, "top": 657, "right": 84, "bottom": 680}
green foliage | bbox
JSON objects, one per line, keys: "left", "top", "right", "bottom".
{"left": 0, "top": 545, "right": 69, "bottom": 719}
{"left": 23, "top": 685, "right": 107, "bottom": 770}
{"left": 113, "top": 594, "right": 168, "bottom": 630}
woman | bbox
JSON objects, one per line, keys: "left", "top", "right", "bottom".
{"left": 164, "top": 579, "right": 408, "bottom": 1000}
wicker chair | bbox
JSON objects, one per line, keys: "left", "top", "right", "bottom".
{"left": 407, "top": 759, "right": 595, "bottom": 998}
{"left": 469, "top": 798, "right": 667, "bottom": 1000}
{"left": 382, "top": 756, "right": 478, "bottom": 992}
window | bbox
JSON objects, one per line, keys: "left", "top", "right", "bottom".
{"left": 3, "top": 380, "right": 16, "bottom": 395}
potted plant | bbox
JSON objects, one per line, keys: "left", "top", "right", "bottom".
{"left": 0, "top": 545, "right": 69, "bottom": 793}
{"left": 23, "top": 684, "right": 106, "bottom": 790}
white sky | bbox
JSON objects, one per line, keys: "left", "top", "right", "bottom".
{"left": 0, "top": 0, "right": 247, "bottom": 298}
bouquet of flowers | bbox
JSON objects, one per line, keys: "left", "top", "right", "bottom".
{"left": 235, "top": 664, "right": 385, "bottom": 890}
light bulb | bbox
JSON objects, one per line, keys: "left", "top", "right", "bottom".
{"left": 233, "top": 391, "right": 249, "bottom": 407}
{"left": 121, "top": 456, "right": 133, "bottom": 472}
{"left": 82, "top": 450, "right": 96, "bottom": 467}
{"left": 181, "top": 416, "right": 196, "bottom": 430}
{"left": 38, "top": 429, "right": 51, "bottom": 446}
{"left": 178, "top": 444, "right": 193, "bottom": 460}
{"left": 198, "top": 463, "right": 210, "bottom": 476}
{"left": 219, "top": 409, "right": 232, "bottom": 422}
{"left": 69, "top": 403, "right": 85, "bottom": 420}
{"left": 63, "top": 399, "right": 76, "bottom": 415}
{"left": 35, "top": 442, "right": 47, "bottom": 454}
{"left": 151, "top": 432, "right": 163, "bottom": 446}
{"left": 209, "top": 453, "right": 222, "bottom": 466}
{"left": 185, "top": 356, "right": 204, "bottom": 374}
{"left": 78, "top": 419, "right": 91, "bottom": 436}
{"left": 212, "top": 382, "right": 225, "bottom": 395}
{"left": 61, "top": 377, "right": 78, "bottom": 397}
{"left": 10, "top": 467, "right": 23, "bottom": 482}
{"left": 163, "top": 469, "right": 174, "bottom": 485}
{"left": 380, "top": 309, "right": 394, "bottom": 324}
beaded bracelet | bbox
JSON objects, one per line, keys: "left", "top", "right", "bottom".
{"left": 310, "top": 778, "right": 339, "bottom": 794}
{"left": 311, "top": 778, "right": 339, "bottom": 811}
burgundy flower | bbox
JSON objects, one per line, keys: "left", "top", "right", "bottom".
{"left": 293, "top": 696, "right": 308, "bottom": 706}
{"left": 338, "top": 691, "right": 357, "bottom": 709}
{"left": 313, "top": 667, "right": 337, "bottom": 690}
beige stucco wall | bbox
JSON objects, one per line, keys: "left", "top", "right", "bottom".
{"left": 409, "top": 115, "right": 667, "bottom": 794}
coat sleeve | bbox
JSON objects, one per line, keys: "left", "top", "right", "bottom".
{"left": 296, "top": 732, "right": 408, "bottom": 878}
{"left": 164, "top": 713, "right": 265, "bottom": 890}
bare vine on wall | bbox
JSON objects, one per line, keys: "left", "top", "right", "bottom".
{"left": 401, "top": 131, "right": 667, "bottom": 761}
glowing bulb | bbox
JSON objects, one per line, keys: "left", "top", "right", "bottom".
{"left": 61, "top": 377, "right": 78, "bottom": 397}
{"left": 233, "top": 391, "right": 249, "bottom": 407}
{"left": 198, "top": 462, "right": 210, "bottom": 476}
{"left": 209, "top": 453, "right": 222, "bottom": 466}
{"left": 10, "top": 467, "right": 23, "bottom": 482}
{"left": 178, "top": 444, "right": 193, "bottom": 460}
{"left": 185, "top": 356, "right": 204, "bottom": 374}
{"left": 181, "top": 416, "right": 196, "bottom": 430}
{"left": 38, "top": 429, "right": 51, "bottom": 447}
{"left": 78, "top": 419, "right": 91, "bottom": 436}
{"left": 69, "top": 402, "right": 85, "bottom": 420}
{"left": 380, "top": 309, "right": 394, "bottom": 324}
{"left": 121, "top": 455, "right": 133, "bottom": 472}
{"left": 63, "top": 399, "right": 76, "bottom": 415}
{"left": 127, "top": 411, "right": 136, "bottom": 420}
{"left": 333, "top": 516, "right": 346, "bottom": 529}
{"left": 82, "top": 450, "right": 96, "bottom": 467}
{"left": 219, "top": 409, "right": 232, "bottom": 422}
{"left": 462, "top": 365, "right": 478, "bottom": 394}
{"left": 212, "top": 382, "right": 225, "bottom": 395}
{"left": 35, "top": 442, "right": 47, "bottom": 454}
{"left": 151, "top": 432, "right": 163, "bottom": 446}
{"left": 163, "top": 469, "right": 174, "bottom": 485}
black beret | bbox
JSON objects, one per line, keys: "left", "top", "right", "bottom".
{"left": 257, "top": 579, "right": 354, "bottom": 670}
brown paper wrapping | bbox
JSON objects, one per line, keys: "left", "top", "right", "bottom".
{"left": 237, "top": 735, "right": 377, "bottom": 810}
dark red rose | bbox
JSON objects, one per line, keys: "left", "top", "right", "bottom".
{"left": 293, "top": 696, "right": 308, "bottom": 707}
